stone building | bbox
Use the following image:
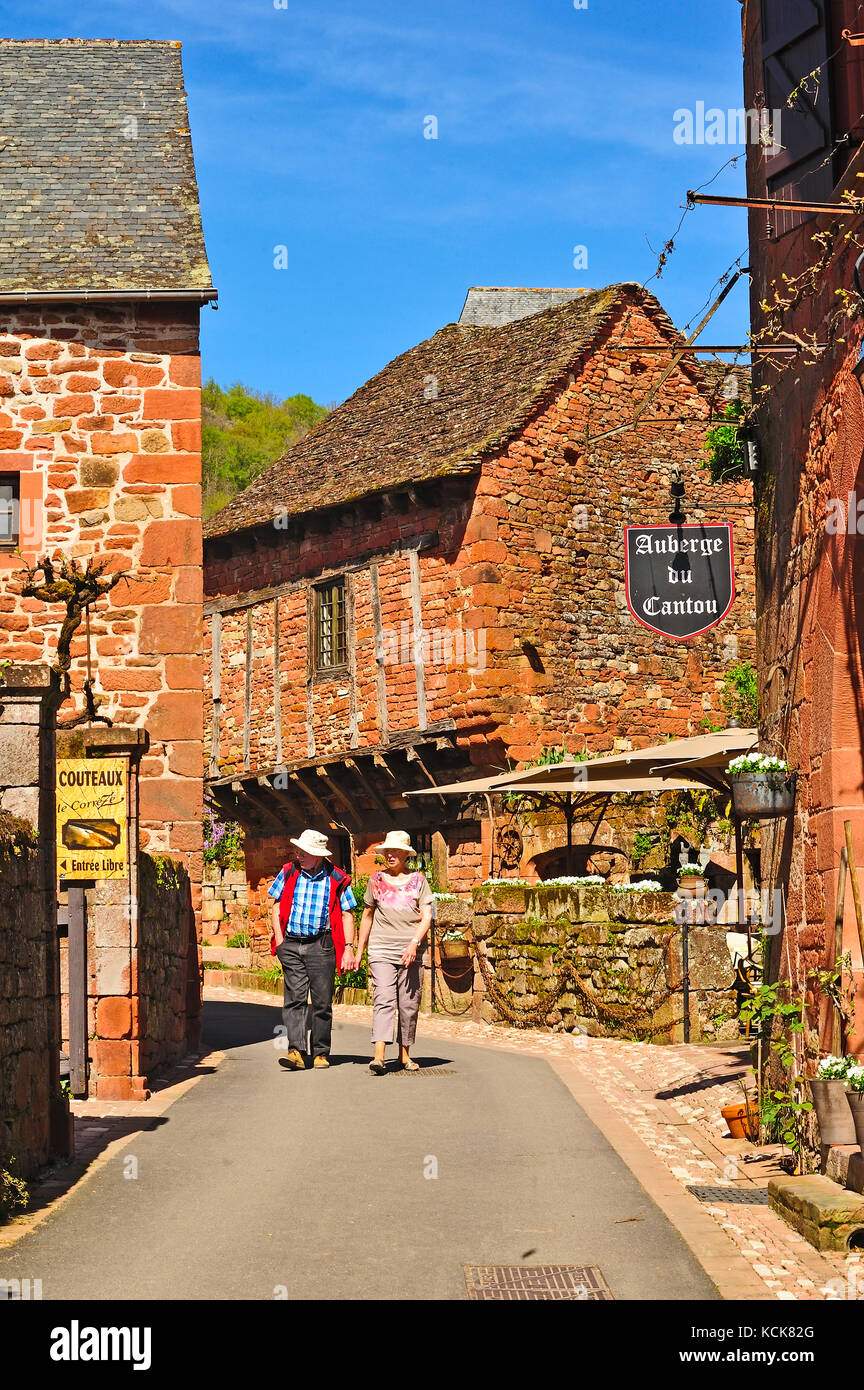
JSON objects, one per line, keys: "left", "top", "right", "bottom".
{"left": 204, "top": 283, "right": 755, "bottom": 948}
{"left": 0, "top": 39, "right": 214, "bottom": 1096}
{"left": 741, "top": 1, "right": 864, "bottom": 1047}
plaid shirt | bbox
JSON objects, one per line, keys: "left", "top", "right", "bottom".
{"left": 267, "top": 865, "right": 357, "bottom": 937}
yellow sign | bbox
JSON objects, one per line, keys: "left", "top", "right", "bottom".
{"left": 56, "top": 758, "right": 128, "bottom": 881}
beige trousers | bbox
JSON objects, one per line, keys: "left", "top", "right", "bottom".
{"left": 369, "top": 958, "right": 424, "bottom": 1046}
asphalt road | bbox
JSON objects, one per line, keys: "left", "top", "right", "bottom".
{"left": 0, "top": 999, "right": 718, "bottom": 1300}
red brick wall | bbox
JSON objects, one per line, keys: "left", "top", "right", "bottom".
{"left": 0, "top": 304, "right": 203, "bottom": 900}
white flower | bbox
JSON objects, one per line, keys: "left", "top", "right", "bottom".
{"left": 543, "top": 875, "right": 604, "bottom": 886}
{"left": 612, "top": 880, "right": 664, "bottom": 893}
{"left": 817, "top": 1054, "right": 852, "bottom": 1079}
{"left": 727, "top": 752, "right": 790, "bottom": 776}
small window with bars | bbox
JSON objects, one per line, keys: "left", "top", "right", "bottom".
{"left": 315, "top": 578, "right": 347, "bottom": 670}
{"left": 0, "top": 474, "right": 19, "bottom": 546}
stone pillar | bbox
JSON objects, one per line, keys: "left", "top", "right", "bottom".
{"left": 57, "top": 727, "right": 149, "bottom": 1101}
{"left": 0, "top": 664, "right": 71, "bottom": 1166}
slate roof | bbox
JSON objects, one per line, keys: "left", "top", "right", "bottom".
{"left": 205, "top": 282, "right": 722, "bottom": 541}
{"left": 0, "top": 39, "right": 212, "bottom": 294}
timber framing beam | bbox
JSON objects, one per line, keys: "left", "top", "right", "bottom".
{"left": 316, "top": 766, "right": 362, "bottom": 830}
{"left": 345, "top": 756, "right": 396, "bottom": 824}
{"left": 290, "top": 770, "right": 341, "bottom": 829}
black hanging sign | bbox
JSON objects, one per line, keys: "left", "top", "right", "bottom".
{"left": 624, "top": 523, "right": 735, "bottom": 640}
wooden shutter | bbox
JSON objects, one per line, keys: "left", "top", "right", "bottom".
{"left": 830, "top": 0, "right": 864, "bottom": 172}
{"left": 761, "top": 0, "right": 833, "bottom": 231}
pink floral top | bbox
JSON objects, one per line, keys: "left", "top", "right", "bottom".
{"left": 364, "top": 870, "right": 434, "bottom": 964}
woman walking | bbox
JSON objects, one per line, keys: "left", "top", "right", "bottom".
{"left": 353, "top": 831, "right": 434, "bottom": 1074}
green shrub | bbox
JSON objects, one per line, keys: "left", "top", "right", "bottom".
{"left": 0, "top": 1158, "right": 29, "bottom": 1223}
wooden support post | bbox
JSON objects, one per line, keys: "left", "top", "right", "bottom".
{"left": 734, "top": 817, "right": 748, "bottom": 948}
{"left": 243, "top": 608, "right": 253, "bottom": 773}
{"left": 209, "top": 611, "right": 222, "bottom": 778}
{"left": 369, "top": 562, "right": 389, "bottom": 743}
{"left": 408, "top": 549, "right": 427, "bottom": 731}
{"left": 681, "top": 917, "right": 690, "bottom": 1045}
{"left": 67, "top": 883, "right": 89, "bottom": 1098}
{"left": 273, "top": 599, "right": 283, "bottom": 767}
{"left": 346, "top": 575, "right": 359, "bottom": 749}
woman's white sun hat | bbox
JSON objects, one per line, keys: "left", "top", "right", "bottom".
{"left": 290, "top": 829, "right": 332, "bottom": 858}
{"left": 374, "top": 830, "right": 417, "bottom": 856}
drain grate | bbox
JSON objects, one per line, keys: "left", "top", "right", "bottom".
{"left": 388, "top": 1065, "right": 456, "bottom": 1077}
{"left": 463, "top": 1264, "right": 613, "bottom": 1301}
{"left": 687, "top": 1185, "right": 769, "bottom": 1205}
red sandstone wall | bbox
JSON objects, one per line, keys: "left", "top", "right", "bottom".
{"left": 204, "top": 292, "right": 755, "bottom": 779}
{"left": 0, "top": 304, "right": 203, "bottom": 903}
{"left": 742, "top": 0, "right": 864, "bottom": 1049}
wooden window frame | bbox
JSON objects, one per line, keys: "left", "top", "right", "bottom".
{"left": 313, "top": 576, "right": 349, "bottom": 675}
{"left": 0, "top": 454, "right": 42, "bottom": 570}
{"left": 0, "top": 471, "right": 20, "bottom": 548}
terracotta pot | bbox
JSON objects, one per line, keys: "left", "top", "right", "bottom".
{"left": 810, "top": 1078, "right": 856, "bottom": 1146}
{"left": 847, "top": 1091, "right": 864, "bottom": 1151}
{"left": 729, "top": 772, "right": 795, "bottom": 820}
{"left": 677, "top": 875, "right": 707, "bottom": 898}
{"left": 721, "top": 1100, "right": 759, "bottom": 1141}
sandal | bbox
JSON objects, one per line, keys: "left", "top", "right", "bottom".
{"left": 400, "top": 1060, "right": 420, "bottom": 1072}
{"left": 369, "top": 1060, "right": 387, "bottom": 1076}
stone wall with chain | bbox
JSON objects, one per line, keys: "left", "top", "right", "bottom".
{"left": 468, "top": 882, "right": 742, "bottom": 1043}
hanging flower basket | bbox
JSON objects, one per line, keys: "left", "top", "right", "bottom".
{"left": 440, "top": 933, "right": 470, "bottom": 960}
{"left": 726, "top": 754, "right": 795, "bottom": 820}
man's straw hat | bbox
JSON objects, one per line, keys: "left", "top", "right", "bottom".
{"left": 290, "top": 829, "right": 332, "bottom": 858}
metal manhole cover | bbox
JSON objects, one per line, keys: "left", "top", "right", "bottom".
{"left": 687, "top": 1185, "right": 769, "bottom": 1205}
{"left": 388, "top": 1066, "right": 456, "bottom": 1077}
{"left": 463, "top": 1265, "right": 613, "bottom": 1301}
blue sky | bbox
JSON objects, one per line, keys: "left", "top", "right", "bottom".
{"left": 8, "top": 0, "right": 750, "bottom": 405}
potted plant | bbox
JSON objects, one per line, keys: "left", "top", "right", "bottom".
{"left": 810, "top": 1055, "right": 857, "bottom": 1146}
{"left": 846, "top": 1065, "right": 864, "bottom": 1152}
{"left": 721, "top": 1085, "right": 759, "bottom": 1141}
{"left": 726, "top": 753, "right": 795, "bottom": 820}
{"left": 440, "top": 930, "right": 470, "bottom": 960}
{"left": 676, "top": 862, "right": 707, "bottom": 897}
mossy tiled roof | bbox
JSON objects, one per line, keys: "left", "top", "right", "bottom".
{"left": 206, "top": 282, "right": 721, "bottom": 540}
{"left": 0, "top": 39, "right": 212, "bottom": 293}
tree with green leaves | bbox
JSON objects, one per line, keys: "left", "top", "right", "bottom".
{"left": 202, "top": 379, "right": 328, "bottom": 519}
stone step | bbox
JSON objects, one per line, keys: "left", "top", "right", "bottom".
{"left": 768, "top": 1174, "right": 864, "bottom": 1251}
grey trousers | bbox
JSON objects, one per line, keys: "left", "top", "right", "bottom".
{"left": 369, "top": 958, "right": 424, "bottom": 1046}
{"left": 276, "top": 932, "right": 336, "bottom": 1056}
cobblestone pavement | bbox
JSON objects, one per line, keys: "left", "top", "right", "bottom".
{"left": 312, "top": 991, "right": 861, "bottom": 1301}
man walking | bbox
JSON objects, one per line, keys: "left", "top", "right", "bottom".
{"left": 268, "top": 829, "right": 357, "bottom": 1070}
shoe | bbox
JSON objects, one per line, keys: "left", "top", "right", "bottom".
{"left": 279, "top": 1050, "right": 306, "bottom": 1071}
{"left": 369, "top": 1060, "right": 387, "bottom": 1076}
{"left": 400, "top": 1060, "right": 420, "bottom": 1072}
{"left": 312, "top": 1055, "right": 330, "bottom": 1069}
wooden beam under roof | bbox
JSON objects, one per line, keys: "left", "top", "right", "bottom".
{"left": 290, "top": 770, "right": 340, "bottom": 829}
{"left": 316, "top": 766, "right": 362, "bottom": 830}
{"left": 345, "top": 756, "right": 396, "bottom": 824}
